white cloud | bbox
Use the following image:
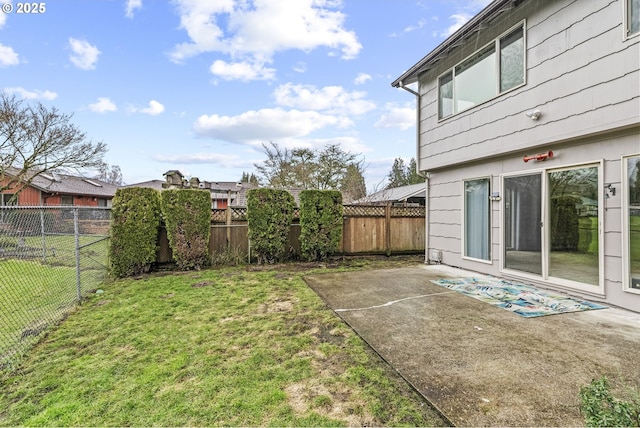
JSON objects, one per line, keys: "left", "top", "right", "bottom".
{"left": 390, "top": 18, "right": 427, "bottom": 37}
{"left": 4, "top": 87, "right": 57, "bottom": 100}
{"left": 128, "top": 100, "right": 165, "bottom": 115}
{"left": 354, "top": 73, "right": 371, "bottom": 85}
{"left": 68, "top": 38, "right": 100, "bottom": 70}
{"left": 125, "top": 0, "right": 142, "bottom": 18}
{"left": 441, "top": 14, "right": 471, "bottom": 37}
{"left": 0, "top": 44, "right": 19, "bottom": 67}
{"left": 193, "top": 108, "right": 352, "bottom": 144}
{"left": 272, "top": 83, "right": 375, "bottom": 116}
{"left": 374, "top": 103, "right": 415, "bottom": 130}
{"left": 441, "top": 1, "right": 492, "bottom": 38}
{"left": 293, "top": 61, "right": 307, "bottom": 73}
{"left": 140, "top": 100, "right": 165, "bottom": 115}
{"left": 210, "top": 59, "right": 276, "bottom": 81}
{"left": 152, "top": 152, "right": 251, "bottom": 168}
{"left": 170, "top": 0, "right": 362, "bottom": 81}
{"left": 89, "top": 97, "right": 117, "bottom": 113}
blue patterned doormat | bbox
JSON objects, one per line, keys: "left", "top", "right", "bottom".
{"left": 431, "top": 277, "right": 607, "bottom": 318}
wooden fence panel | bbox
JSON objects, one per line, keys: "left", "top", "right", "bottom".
{"left": 340, "top": 216, "right": 387, "bottom": 253}
{"left": 156, "top": 205, "right": 425, "bottom": 263}
{"left": 389, "top": 217, "right": 425, "bottom": 251}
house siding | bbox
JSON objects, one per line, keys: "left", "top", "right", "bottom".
{"left": 417, "top": 0, "right": 639, "bottom": 173}
{"left": 426, "top": 128, "right": 639, "bottom": 310}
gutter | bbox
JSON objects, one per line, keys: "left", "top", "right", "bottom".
{"left": 391, "top": 0, "right": 518, "bottom": 87}
{"left": 397, "top": 81, "right": 430, "bottom": 264}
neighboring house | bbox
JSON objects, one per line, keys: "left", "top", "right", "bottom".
{"left": 392, "top": 0, "right": 639, "bottom": 311}
{"left": 354, "top": 183, "right": 426, "bottom": 206}
{"left": 0, "top": 167, "right": 118, "bottom": 207}
{"left": 127, "top": 170, "right": 259, "bottom": 208}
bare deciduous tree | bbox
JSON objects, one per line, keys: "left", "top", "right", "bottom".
{"left": 0, "top": 92, "right": 107, "bottom": 195}
{"left": 254, "top": 141, "right": 367, "bottom": 197}
{"left": 95, "top": 162, "right": 123, "bottom": 185}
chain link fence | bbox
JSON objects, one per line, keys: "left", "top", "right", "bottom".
{"left": 0, "top": 206, "right": 111, "bottom": 370}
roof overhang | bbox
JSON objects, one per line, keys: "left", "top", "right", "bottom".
{"left": 391, "top": 0, "right": 521, "bottom": 88}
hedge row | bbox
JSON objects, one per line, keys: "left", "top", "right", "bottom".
{"left": 299, "top": 190, "right": 343, "bottom": 262}
{"left": 110, "top": 187, "right": 345, "bottom": 275}
{"left": 109, "top": 188, "right": 211, "bottom": 277}
{"left": 246, "top": 188, "right": 343, "bottom": 263}
{"left": 109, "top": 187, "right": 162, "bottom": 277}
{"left": 246, "top": 188, "right": 295, "bottom": 264}
{"left": 161, "top": 189, "right": 211, "bottom": 270}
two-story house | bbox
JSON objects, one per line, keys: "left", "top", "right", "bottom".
{"left": 393, "top": 0, "right": 639, "bottom": 312}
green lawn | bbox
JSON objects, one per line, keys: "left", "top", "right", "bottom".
{"left": 0, "top": 235, "right": 109, "bottom": 368}
{"left": 0, "top": 257, "right": 447, "bottom": 427}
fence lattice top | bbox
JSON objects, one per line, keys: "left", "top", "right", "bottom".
{"left": 211, "top": 205, "right": 425, "bottom": 223}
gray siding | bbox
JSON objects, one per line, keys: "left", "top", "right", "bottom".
{"left": 417, "top": 0, "right": 639, "bottom": 173}
{"left": 425, "top": 129, "right": 639, "bottom": 311}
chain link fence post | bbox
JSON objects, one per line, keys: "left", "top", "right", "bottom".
{"left": 0, "top": 206, "right": 111, "bottom": 370}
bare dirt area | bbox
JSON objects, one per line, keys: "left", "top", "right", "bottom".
{"left": 305, "top": 265, "right": 640, "bottom": 427}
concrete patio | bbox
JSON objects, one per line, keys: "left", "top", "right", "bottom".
{"left": 304, "top": 264, "right": 640, "bottom": 427}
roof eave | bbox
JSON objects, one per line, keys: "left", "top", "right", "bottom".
{"left": 391, "top": 0, "right": 517, "bottom": 88}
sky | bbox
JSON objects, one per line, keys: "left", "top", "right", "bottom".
{"left": 0, "top": 0, "right": 491, "bottom": 191}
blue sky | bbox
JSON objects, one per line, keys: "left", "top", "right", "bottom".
{"left": 1, "top": 0, "right": 490, "bottom": 190}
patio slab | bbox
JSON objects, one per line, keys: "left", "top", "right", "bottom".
{"left": 304, "top": 264, "right": 640, "bottom": 427}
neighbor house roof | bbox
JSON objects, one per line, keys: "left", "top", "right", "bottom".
{"left": 3, "top": 167, "right": 119, "bottom": 198}
{"left": 354, "top": 183, "right": 425, "bottom": 204}
{"left": 391, "top": 0, "right": 519, "bottom": 88}
{"left": 123, "top": 179, "right": 164, "bottom": 191}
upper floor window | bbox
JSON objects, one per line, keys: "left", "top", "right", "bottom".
{"left": 628, "top": 0, "right": 640, "bottom": 36}
{"left": 439, "top": 23, "right": 525, "bottom": 119}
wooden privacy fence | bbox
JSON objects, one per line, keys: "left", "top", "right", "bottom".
{"left": 156, "top": 204, "right": 425, "bottom": 263}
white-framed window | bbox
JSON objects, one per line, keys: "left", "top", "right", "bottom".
{"left": 463, "top": 178, "right": 491, "bottom": 261}
{"left": 627, "top": 0, "right": 640, "bottom": 37}
{"left": 438, "top": 22, "right": 525, "bottom": 119}
{"left": 623, "top": 154, "right": 640, "bottom": 293}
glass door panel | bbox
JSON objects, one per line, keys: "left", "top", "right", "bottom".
{"left": 504, "top": 174, "right": 542, "bottom": 275}
{"left": 548, "top": 166, "right": 599, "bottom": 285}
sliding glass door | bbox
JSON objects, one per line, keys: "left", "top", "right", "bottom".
{"left": 548, "top": 166, "right": 599, "bottom": 285}
{"left": 625, "top": 155, "right": 640, "bottom": 291}
{"left": 504, "top": 174, "right": 542, "bottom": 275}
{"left": 503, "top": 164, "right": 601, "bottom": 290}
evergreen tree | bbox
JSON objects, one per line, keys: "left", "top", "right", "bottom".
{"left": 407, "top": 158, "right": 423, "bottom": 185}
{"left": 386, "top": 157, "right": 423, "bottom": 188}
{"left": 386, "top": 158, "right": 408, "bottom": 189}
{"left": 240, "top": 171, "right": 259, "bottom": 185}
{"left": 340, "top": 162, "right": 367, "bottom": 203}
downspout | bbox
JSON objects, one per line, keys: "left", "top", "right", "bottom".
{"left": 398, "top": 81, "right": 430, "bottom": 264}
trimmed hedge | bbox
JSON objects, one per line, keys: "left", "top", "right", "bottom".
{"left": 299, "top": 190, "right": 343, "bottom": 261}
{"left": 161, "top": 189, "right": 211, "bottom": 270}
{"left": 110, "top": 187, "right": 162, "bottom": 277}
{"left": 247, "top": 188, "right": 295, "bottom": 264}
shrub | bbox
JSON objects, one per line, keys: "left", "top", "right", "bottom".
{"left": 161, "top": 189, "right": 211, "bottom": 270}
{"left": 299, "top": 190, "right": 343, "bottom": 261}
{"left": 210, "top": 246, "right": 247, "bottom": 266}
{"left": 109, "top": 187, "right": 162, "bottom": 277}
{"left": 580, "top": 376, "right": 640, "bottom": 427}
{"left": 247, "top": 188, "right": 295, "bottom": 264}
